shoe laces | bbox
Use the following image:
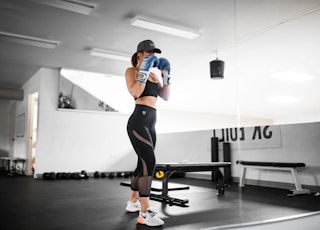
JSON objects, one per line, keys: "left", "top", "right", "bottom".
{"left": 146, "top": 209, "right": 157, "bottom": 217}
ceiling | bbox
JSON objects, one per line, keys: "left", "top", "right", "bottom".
{"left": 1, "top": 0, "right": 320, "bottom": 124}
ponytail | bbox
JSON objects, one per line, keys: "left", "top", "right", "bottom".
{"left": 131, "top": 52, "right": 138, "bottom": 67}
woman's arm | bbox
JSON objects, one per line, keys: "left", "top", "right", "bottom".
{"left": 125, "top": 67, "right": 146, "bottom": 99}
{"left": 159, "top": 85, "right": 170, "bottom": 101}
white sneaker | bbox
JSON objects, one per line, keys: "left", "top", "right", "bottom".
{"left": 137, "top": 209, "right": 164, "bottom": 226}
{"left": 125, "top": 200, "right": 141, "bottom": 212}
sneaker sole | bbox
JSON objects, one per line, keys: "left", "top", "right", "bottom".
{"left": 126, "top": 209, "right": 140, "bottom": 213}
{"left": 137, "top": 216, "right": 145, "bottom": 225}
{"left": 137, "top": 216, "right": 164, "bottom": 227}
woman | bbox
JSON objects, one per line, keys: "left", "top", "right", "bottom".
{"left": 125, "top": 40, "right": 170, "bottom": 227}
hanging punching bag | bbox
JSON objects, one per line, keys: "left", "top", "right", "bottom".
{"left": 210, "top": 58, "right": 224, "bottom": 79}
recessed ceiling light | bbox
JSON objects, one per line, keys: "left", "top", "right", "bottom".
{"left": 271, "top": 70, "right": 316, "bottom": 82}
{"left": 131, "top": 15, "right": 201, "bottom": 39}
{"left": 89, "top": 48, "right": 131, "bottom": 62}
{"left": 267, "top": 96, "right": 300, "bottom": 103}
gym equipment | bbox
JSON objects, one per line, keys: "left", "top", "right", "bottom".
{"left": 211, "top": 137, "right": 219, "bottom": 182}
{"left": 71, "top": 172, "right": 81, "bottom": 179}
{"left": 237, "top": 160, "right": 311, "bottom": 196}
{"left": 137, "top": 55, "right": 159, "bottom": 82}
{"left": 108, "top": 172, "right": 115, "bottom": 179}
{"left": 150, "top": 162, "right": 231, "bottom": 207}
{"left": 58, "top": 93, "right": 71, "bottom": 108}
{"left": 123, "top": 172, "right": 130, "bottom": 178}
{"left": 101, "top": 172, "right": 107, "bottom": 178}
{"left": 158, "top": 58, "right": 171, "bottom": 86}
{"left": 65, "top": 172, "right": 72, "bottom": 179}
{"left": 223, "top": 142, "right": 232, "bottom": 183}
{"left": 210, "top": 58, "right": 224, "bottom": 79}
{"left": 43, "top": 172, "right": 56, "bottom": 180}
{"left": 80, "top": 170, "right": 89, "bottom": 179}
{"left": 49, "top": 172, "right": 55, "bottom": 180}
{"left": 155, "top": 170, "right": 165, "bottom": 179}
{"left": 93, "top": 171, "right": 100, "bottom": 178}
{"left": 56, "top": 172, "right": 63, "bottom": 179}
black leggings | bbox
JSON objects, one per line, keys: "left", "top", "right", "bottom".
{"left": 127, "top": 104, "right": 157, "bottom": 197}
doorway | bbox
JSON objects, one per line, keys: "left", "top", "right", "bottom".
{"left": 27, "top": 92, "right": 38, "bottom": 176}
{"left": 9, "top": 102, "right": 17, "bottom": 158}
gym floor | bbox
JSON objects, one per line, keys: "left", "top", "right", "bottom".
{"left": 0, "top": 174, "right": 319, "bottom": 230}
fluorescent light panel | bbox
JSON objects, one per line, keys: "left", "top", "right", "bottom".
{"left": 131, "top": 15, "right": 201, "bottom": 39}
{"left": 34, "top": 0, "right": 95, "bottom": 15}
{"left": 272, "top": 70, "right": 315, "bottom": 82}
{"left": 90, "top": 48, "right": 131, "bottom": 62}
{"left": 0, "top": 31, "right": 59, "bottom": 49}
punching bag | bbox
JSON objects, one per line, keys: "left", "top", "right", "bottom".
{"left": 223, "top": 142, "right": 232, "bottom": 183}
{"left": 210, "top": 59, "right": 224, "bottom": 79}
{"left": 211, "top": 137, "right": 219, "bottom": 182}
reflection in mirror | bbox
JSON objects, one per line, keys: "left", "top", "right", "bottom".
{"left": 232, "top": 3, "right": 320, "bottom": 126}
{"left": 58, "top": 68, "right": 133, "bottom": 113}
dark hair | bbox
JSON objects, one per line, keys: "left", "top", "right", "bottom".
{"left": 131, "top": 52, "right": 138, "bottom": 67}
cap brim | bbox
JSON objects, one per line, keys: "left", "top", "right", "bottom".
{"left": 154, "top": 48, "right": 161, "bottom": 53}
{"left": 137, "top": 48, "right": 162, "bottom": 53}
{"left": 148, "top": 48, "right": 161, "bottom": 53}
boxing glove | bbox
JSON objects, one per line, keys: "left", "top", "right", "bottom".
{"left": 158, "top": 58, "right": 171, "bottom": 86}
{"left": 137, "top": 55, "right": 159, "bottom": 83}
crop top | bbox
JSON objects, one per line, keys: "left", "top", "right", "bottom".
{"left": 135, "top": 80, "right": 160, "bottom": 100}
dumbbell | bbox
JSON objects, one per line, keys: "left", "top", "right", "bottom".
{"left": 93, "top": 171, "right": 100, "bottom": 178}
{"left": 80, "top": 170, "right": 89, "bottom": 179}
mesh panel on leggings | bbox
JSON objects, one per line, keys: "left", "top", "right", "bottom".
{"left": 131, "top": 176, "right": 139, "bottom": 191}
{"left": 138, "top": 176, "right": 153, "bottom": 197}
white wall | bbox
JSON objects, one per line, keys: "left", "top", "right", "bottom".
{"left": 156, "top": 110, "right": 273, "bottom": 133}
{"left": 33, "top": 68, "right": 135, "bottom": 174}
{"left": 0, "top": 100, "right": 10, "bottom": 157}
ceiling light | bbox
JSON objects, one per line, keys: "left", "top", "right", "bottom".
{"left": 33, "top": 0, "right": 96, "bottom": 15}
{"left": 267, "top": 96, "right": 300, "bottom": 103}
{"left": 131, "top": 15, "right": 201, "bottom": 39}
{"left": 90, "top": 48, "right": 131, "bottom": 62}
{"left": 0, "top": 31, "right": 59, "bottom": 49}
{"left": 271, "top": 70, "right": 316, "bottom": 82}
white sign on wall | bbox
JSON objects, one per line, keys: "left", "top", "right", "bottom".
{"left": 213, "top": 125, "right": 282, "bottom": 149}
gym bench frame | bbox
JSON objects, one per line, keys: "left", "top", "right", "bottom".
{"left": 150, "top": 162, "right": 232, "bottom": 207}
{"left": 236, "top": 160, "right": 310, "bottom": 196}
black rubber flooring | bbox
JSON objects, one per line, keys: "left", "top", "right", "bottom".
{"left": 0, "top": 175, "right": 319, "bottom": 230}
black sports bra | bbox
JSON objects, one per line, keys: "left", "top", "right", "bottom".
{"left": 135, "top": 80, "right": 160, "bottom": 100}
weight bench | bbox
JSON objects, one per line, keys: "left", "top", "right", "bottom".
{"left": 150, "top": 162, "right": 232, "bottom": 207}
{"left": 236, "top": 160, "right": 311, "bottom": 196}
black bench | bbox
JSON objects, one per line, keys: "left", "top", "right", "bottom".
{"left": 150, "top": 162, "right": 231, "bottom": 206}
{"left": 236, "top": 160, "right": 310, "bottom": 196}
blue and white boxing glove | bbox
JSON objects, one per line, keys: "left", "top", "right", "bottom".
{"left": 158, "top": 58, "right": 171, "bottom": 86}
{"left": 137, "top": 56, "right": 159, "bottom": 83}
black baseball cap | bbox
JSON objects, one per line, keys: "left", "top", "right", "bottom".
{"left": 137, "top": 40, "right": 161, "bottom": 53}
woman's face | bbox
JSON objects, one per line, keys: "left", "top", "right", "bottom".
{"left": 144, "top": 51, "right": 155, "bottom": 56}
{"left": 138, "top": 51, "right": 155, "bottom": 60}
